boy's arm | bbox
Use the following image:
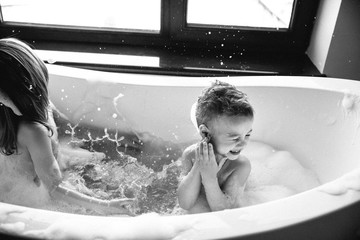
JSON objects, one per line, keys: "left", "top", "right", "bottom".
{"left": 177, "top": 146, "right": 202, "bottom": 210}
{"left": 204, "top": 160, "right": 250, "bottom": 211}
{"left": 199, "top": 143, "right": 250, "bottom": 211}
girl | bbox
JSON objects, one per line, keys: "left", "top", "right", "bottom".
{"left": 0, "top": 38, "right": 133, "bottom": 215}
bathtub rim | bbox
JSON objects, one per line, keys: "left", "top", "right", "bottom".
{"left": 1, "top": 180, "right": 359, "bottom": 240}
{"left": 46, "top": 64, "right": 360, "bottom": 93}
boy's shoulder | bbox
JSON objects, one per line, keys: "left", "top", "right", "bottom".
{"left": 182, "top": 143, "right": 197, "bottom": 160}
{"left": 228, "top": 155, "right": 251, "bottom": 174}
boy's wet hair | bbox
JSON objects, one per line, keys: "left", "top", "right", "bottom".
{"left": 195, "top": 80, "right": 254, "bottom": 127}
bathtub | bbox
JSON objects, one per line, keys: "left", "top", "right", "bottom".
{"left": 1, "top": 64, "right": 360, "bottom": 240}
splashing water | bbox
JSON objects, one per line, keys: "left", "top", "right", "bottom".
{"left": 55, "top": 118, "right": 319, "bottom": 216}
{"left": 58, "top": 123, "right": 183, "bottom": 216}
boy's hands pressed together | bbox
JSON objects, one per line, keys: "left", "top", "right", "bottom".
{"left": 196, "top": 142, "right": 218, "bottom": 183}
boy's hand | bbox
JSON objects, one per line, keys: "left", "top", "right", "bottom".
{"left": 196, "top": 142, "right": 218, "bottom": 183}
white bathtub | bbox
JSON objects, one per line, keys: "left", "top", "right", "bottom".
{"left": 1, "top": 65, "right": 360, "bottom": 240}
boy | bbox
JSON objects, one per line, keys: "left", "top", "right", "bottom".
{"left": 177, "top": 80, "right": 254, "bottom": 213}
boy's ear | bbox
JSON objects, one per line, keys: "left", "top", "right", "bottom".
{"left": 198, "top": 124, "right": 210, "bottom": 139}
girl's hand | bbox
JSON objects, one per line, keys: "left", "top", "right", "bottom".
{"left": 108, "top": 198, "right": 136, "bottom": 216}
{"left": 196, "top": 142, "right": 218, "bottom": 183}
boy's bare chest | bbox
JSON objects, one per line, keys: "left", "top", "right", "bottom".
{"left": 217, "top": 161, "right": 234, "bottom": 187}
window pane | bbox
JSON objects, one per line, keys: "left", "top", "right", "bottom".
{"left": 187, "top": 0, "right": 294, "bottom": 29}
{"left": 1, "top": 0, "right": 161, "bottom": 32}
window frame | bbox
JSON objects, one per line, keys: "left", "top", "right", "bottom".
{"left": 169, "top": 0, "right": 320, "bottom": 54}
{"left": 0, "top": 0, "right": 319, "bottom": 53}
{"left": 0, "top": 0, "right": 321, "bottom": 77}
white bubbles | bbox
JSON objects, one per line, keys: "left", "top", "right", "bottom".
{"left": 341, "top": 90, "right": 360, "bottom": 143}
{"left": 319, "top": 168, "right": 360, "bottom": 195}
{"left": 47, "top": 58, "right": 57, "bottom": 64}
{"left": 341, "top": 90, "right": 360, "bottom": 115}
{"left": 241, "top": 141, "right": 320, "bottom": 206}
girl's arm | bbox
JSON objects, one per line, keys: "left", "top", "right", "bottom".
{"left": 51, "top": 184, "right": 134, "bottom": 215}
{"left": 22, "top": 122, "right": 133, "bottom": 215}
{"left": 177, "top": 146, "right": 202, "bottom": 210}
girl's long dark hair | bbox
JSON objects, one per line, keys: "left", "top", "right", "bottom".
{"left": 0, "top": 38, "right": 52, "bottom": 155}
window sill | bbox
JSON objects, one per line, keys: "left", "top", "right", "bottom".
{"left": 33, "top": 41, "right": 322, "bottom": 77}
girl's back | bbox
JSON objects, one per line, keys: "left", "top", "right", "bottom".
{"left": 0, "top": 127, "right": 51, "bottom": 207}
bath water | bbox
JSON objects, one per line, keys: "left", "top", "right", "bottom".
{"left": 55, "top": 123, "right": 320, "bottom": 216}
{"left": 57, "top": 123, "right": 184, "bottom": 216}
{"left": 0, "top": 120, "right": 320, "bottom": 216}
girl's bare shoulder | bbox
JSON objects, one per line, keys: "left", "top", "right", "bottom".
{"left": 18, "top": 121, "right": 48, "bottom": 135}
{"left": 17, "top": 122, "right": 49, "bottom": 145}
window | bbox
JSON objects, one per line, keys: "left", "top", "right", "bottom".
{"left": 187, "top": 0, "right": 294, "bottom": 29}
{"left": 1, "top": 0, "right": 161, "bottom": 32}
{"left": 0, "top": 0, "right": 320, "bottom": 76}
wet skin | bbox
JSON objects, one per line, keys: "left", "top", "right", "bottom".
{"left": 178, "top": 115, "right": 253, "bottom": 213}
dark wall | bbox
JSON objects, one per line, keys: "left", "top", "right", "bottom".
{"left": 324, "top": 0, "right": 360, "bottom": 80}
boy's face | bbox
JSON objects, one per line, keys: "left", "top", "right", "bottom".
{"left": 208, "top": 115, "right": 253, "bottom": 161}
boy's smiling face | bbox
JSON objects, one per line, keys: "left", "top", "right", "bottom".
{"left": 207, "top": 115, "right": 253, "bottom": 161}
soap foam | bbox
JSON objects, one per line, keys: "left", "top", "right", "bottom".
{"left": 241, "top": 141, "right": 320, "bottom": 206}
{"left": 318, "top": 168, "right": 360, "bottom": 195}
